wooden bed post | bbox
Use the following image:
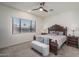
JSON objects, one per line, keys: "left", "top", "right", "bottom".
{"left": 65, "top": 27, "right": 67, "bottom": 36}
{"left": 49, "top": 39, "right": 52, "bottom": 52}
{"left": 55, "top": 40, "right": 58, "bottom": 55}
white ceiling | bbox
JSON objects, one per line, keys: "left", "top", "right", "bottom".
{"left": 1, "top": 2, "right": 79, "bottom": 18}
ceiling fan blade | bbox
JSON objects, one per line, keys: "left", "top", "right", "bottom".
{"left": 32, "top": 8, "right": 40, "bottom": 11}
{"left": 43, "top": 8, "right": 48, "bottom": 12}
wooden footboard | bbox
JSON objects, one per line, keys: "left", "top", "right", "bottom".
{"left": 49, "top": 39, "right": 58, "bottom": 55}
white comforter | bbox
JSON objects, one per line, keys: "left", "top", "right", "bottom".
{"left": 36, "top": 34, "right": 67, "bottom": 49}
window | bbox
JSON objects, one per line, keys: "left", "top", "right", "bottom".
{"left": 12, "top": 17, "right": 36, "bottom": 34}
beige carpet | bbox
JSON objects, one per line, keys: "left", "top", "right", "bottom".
{"left": 0, "top": 41, "right": 79, "bottom": 57}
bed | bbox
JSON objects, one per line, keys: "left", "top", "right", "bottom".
{"left": 48, "top": 24, "right": 67, "bottom": 48}
{"left": 33, "top": 24, "right": 67, "bottom": 55}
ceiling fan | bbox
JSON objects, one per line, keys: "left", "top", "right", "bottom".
{"left": 32, "top": 2, "right": 53, "bottom": 12}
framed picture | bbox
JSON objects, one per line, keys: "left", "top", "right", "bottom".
{"left": 12, "top": 17, "right": 36, "bottom": 34}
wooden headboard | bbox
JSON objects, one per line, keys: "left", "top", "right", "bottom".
{"left": 48, "top": 24, "right": 67, "bottom": 35}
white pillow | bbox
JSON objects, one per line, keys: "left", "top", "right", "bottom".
{"left": 50, "top": 31, "right": 54, "bottom": 34}
{"left": 50, "top": 31, "right": 57, "bottom": 35}
{"left": 59, "top": 32, "right": 63, "bottom": 35}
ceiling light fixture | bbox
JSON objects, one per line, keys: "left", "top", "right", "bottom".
{"left": 39, "top": 8, "right": 43, "bottom": 11}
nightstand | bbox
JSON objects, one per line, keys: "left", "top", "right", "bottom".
{"left": 66, "top": 36, "right": 78, "bottom": 48}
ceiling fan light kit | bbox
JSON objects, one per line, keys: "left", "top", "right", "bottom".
{"left": 39, "top": 8, "right": 43, "bottom": 11}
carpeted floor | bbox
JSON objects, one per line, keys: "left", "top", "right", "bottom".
{"left": 0, "top": 41, "right": 79, "bottom": 57}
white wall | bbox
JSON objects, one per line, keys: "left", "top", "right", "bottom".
{"left": 0, "top": 5, "right": 43, "bottom": 48}
{"left": 43, "top": 10, "right": 79, "bottom": 36}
